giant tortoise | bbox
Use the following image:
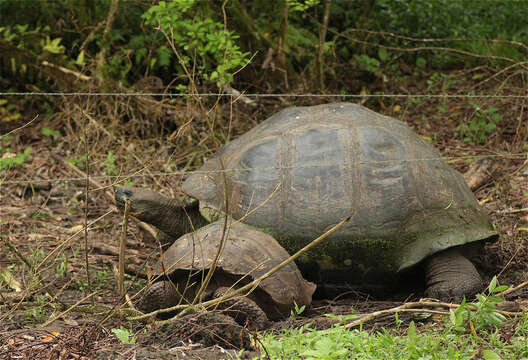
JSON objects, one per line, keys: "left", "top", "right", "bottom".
{"left": 116, "top": 102, "right": 497, "bottom": 317}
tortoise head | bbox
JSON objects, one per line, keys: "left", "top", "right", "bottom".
{"left": 114, "top": 186, "right": 208, "bottom": 239}
{"left": 114, "top": 186, "right": 175, "bottom": 223}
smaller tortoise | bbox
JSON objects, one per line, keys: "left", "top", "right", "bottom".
{"left": 116, "top": 102, "right": 498, "bottom": 319}
{"left": 131, "top": 218, "right": 315, "bottom": 325}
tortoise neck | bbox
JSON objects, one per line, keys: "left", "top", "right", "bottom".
{"left": 159, "top": 198, "right": 208, "bottom": 239}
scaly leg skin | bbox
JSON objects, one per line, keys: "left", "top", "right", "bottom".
{"left": 213, "top": 287, "right": 269, "bottom": 331}
{"left": 137, "top": 281, "right": 269, "bottom": 330}
{"left": 137, "top": 280, "right": 182, "bottom": 315}
{"left": 425, "top": 247, "right": 483, "bottom": 302}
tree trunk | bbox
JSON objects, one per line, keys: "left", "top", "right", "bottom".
{"left": 317, "top": 0, "right": 332, "bottom": 90}
{"left": 95, "top": 0, "right": 119, "bottom": 85}
{"left": 277, "top": 0, "right": 289, "bottom": 88}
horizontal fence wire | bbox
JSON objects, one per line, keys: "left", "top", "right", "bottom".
{"left": 0, "top": 92, "right": 527, "bottom": 98}
{"left": 0, "top": 91, "right": 526, "bottom": 187}
{"left": 1, "top": 153, "right": 526, "bottom": 186}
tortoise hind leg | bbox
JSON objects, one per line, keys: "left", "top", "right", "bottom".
{"left": 213, "top": 287, "right": 269, "bottom": 331}
{"left": 425, "top": 247, "right": 483, "bottom": 301}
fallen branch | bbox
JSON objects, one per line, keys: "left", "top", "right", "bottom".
{"left": 463, "top": 158, "right": 496, "bottom": 190}
{"left": 41, "top": 61, "right": 91, "bottom": 81}
{"left": 118, "top": 200, "right": 131, "bottom": 297}
{"left": 344, "top": 299, "right": 521, "bottom": 329}
{"left": 498, "top": 207, "right": 528, "bottom": 215}
{"left": 42, "top": 290, "right": 100, "bottom": 327}
{"left": 496, "top": 279, "right": 528, "bottom": 297}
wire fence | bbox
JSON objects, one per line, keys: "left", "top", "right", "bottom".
{"left": 1, "top": 153, "right": 526, "bottom": 187}
{"left": 1, "top": 92, "right": 527, "bottom": 98}
{"left": 1, "top": 91, "right": 526, "bottom": 188}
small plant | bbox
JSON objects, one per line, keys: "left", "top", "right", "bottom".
{"left": 24, "top": 306, "right": 47, "bottom": 324}
{"left": 288, "top": 0, "right": 320, "bottom": 13}
{"left": 290, "top": 301, "right": 306, "bottom": 321}
{"left": 142, "top": 0, "right": 250, "bottom": 87}
{"left": 30, "top": 211, "right": 51, "bottom": 220}
{"left": 104, "top": 151, "right": 119, "bottom": 176}
{"left": 354, "top": 54, "right": 381, "bottom": 73}
{"left": 76, "top": 269, "right": 110, "bottom": 291}
{"left": 24, "top": 295, "right": 47, "bottom": 324}
{"left": 67, "top": 155, "right": 87, "bottom": 169}
{"left": 0, "top": 136, "right": 32, "bottom": 170}
{"left": 448, "top": 276, "right": 508, "bottom": 333}
{"left": 458, "top": 104, "right": 502, "bottom": 144}
{"left": 41, "top": 127, "right": 59, "bottom": 139}
{"left": 27, "top": 247, "right": 46, "bottom": 266}
{"left": 0, "top": 146, "right": 31, "bottom": 170}
{"left": 55, "top": 253, "right": 69, "bottom": 278}
{"left": 112, "top": 326, "right": 137, "bottom": 344}
{"left": 0, "top": 98, "right": 21, "bottom": 123}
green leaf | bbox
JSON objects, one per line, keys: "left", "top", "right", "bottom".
{"left": 488, "top": 276, "right": 498, "bottom": 292}
{"left": 75, "top": 50, "right": 85, "bottom": 66}
{"left": 490, "top": 113, "right": 502, "bottom": 122}
{"left": 491, "top": 285, "right": 509, "bottom": 293}
{"left": 111, "top": 327, "right": 136, "bottom": 344}
{"left": 378, "top": 47, "right": 389, "bottom": 61}
{"left": 486, "top": 296, "right": 504, "bottom": 304}
{"left": 407, "top": 321, "right": 417, "bottom": 341}
{"left": 42, "top": 127, "right": 59, "bottom": 138}
{"left": 482, "top": 349, "right": 501, "bottom": 360}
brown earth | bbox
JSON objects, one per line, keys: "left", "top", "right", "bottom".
{"left": 0, "top": 68, "right": 527, "bottom": 359}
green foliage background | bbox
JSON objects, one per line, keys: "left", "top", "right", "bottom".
{"left": 0, "top": 0, "right": 526, "bottom": 92}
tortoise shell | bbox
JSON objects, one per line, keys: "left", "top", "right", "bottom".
{"left": 155, "top": 220, "right": 315, "bottom": 318}
{"left": 182, "top": 103, "right": 497, "bottom": 286}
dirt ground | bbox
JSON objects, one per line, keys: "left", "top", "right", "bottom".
{"left": 1, "top": 69, "right": 527, "bottom": 359}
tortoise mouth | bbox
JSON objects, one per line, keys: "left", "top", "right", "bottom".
{"left": 114, "top": 186, "right": 129, "bottom": 205}
{"left": 114, "top": 186, "right": 138, "bottom": 214}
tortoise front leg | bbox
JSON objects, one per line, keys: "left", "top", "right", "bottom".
{"left": 425, "top": 247, "right": 483, "bottom": 301}
{"left": 136, "top": 281, "right": 269, "bottom": 330}
{"left": 136, "top": 280, "right": 186, "bottom": 315}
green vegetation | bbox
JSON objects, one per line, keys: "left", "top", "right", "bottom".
{"left": 41, "top": 127, "right": 59, "bottom": 139}
{"left": 458, "top": 104, "right": 503, "bottom": 144}
{"left": 0, "top": 135, "right": 31, "bottom": 171}
{"left": 1, "top": 0, "right": 526, "bottom": 93}
{"left": 76, "top": 268, "right": 111, "bottom": 291}
{"left": 258, "top": 316, "right": 528, "bottom": 360}
{"left": 143, "top": 0, "right": 250, "bottom": 87}
{"left": 258, "top": 280, "right": 528, "bottom": 360}
{"left": 0, "top": 1, "right": 525, "bottom": 357}
{"left": 0, "top": 144, "right": 31, "bottom": 170}
{"left": 24, "top": 296, "right": 47, "bottom": 324}
{"left": 67, "top": 155, "right": 87, "bottom": 169}
{"left": 111, "top": 326, "right": 137, "bottom": 345}
{"left": 104, "top": 151, "right": 118, "bottom": 176}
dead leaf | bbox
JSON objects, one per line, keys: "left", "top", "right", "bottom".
{"left": 0, "top": 267, "right": 22, "bottom": 292}
{"left": 67, "top": 225, "right": 84, "bottom": 234}
{"left": 42, "top": 331, "right": 60, "bottom": 342}
{"left": 64, "top": 318, "right": 79, "bottom": 326}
